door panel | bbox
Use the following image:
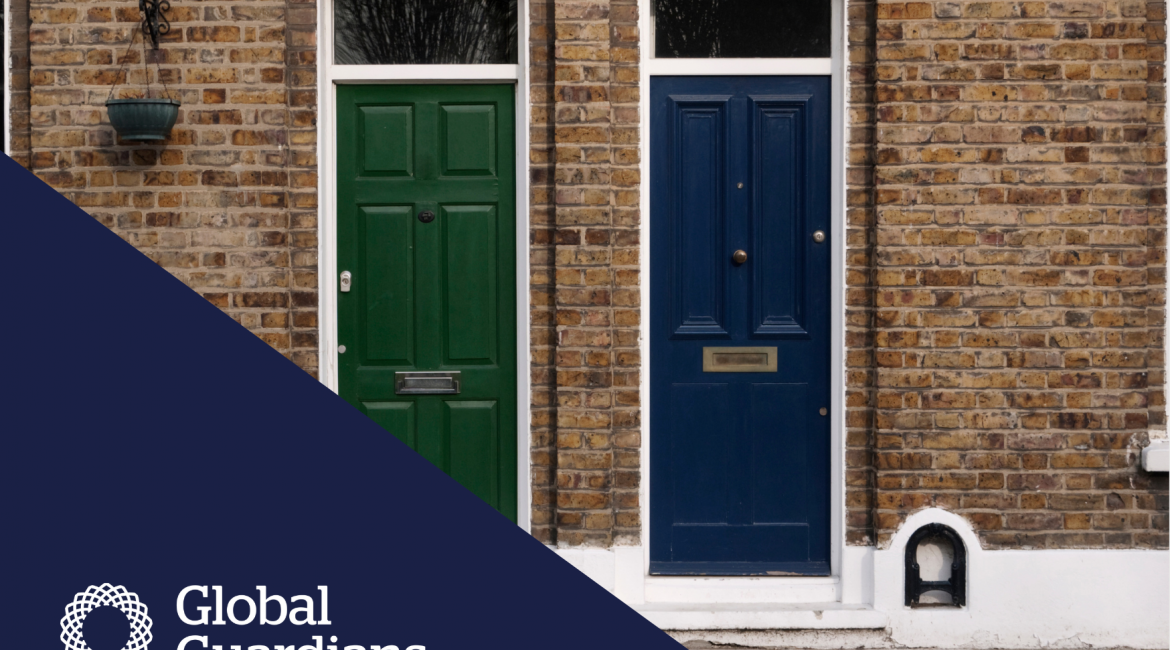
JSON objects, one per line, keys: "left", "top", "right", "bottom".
{"left": 750, "top": 383, "right": 809, "bottom": 524}
{"left": 446, "top": 400, "right": 499, "bottom": 504}
{"left": 361, "top": 205, "right": 414, "bottom": 363}
{"left": 338, "top": 84, "right": 517, "bottom": 521}
{"left": 651, "top": 76, "right": 831, "bottom": 575}
{"left": 440, "top": 105, "right": 497, "bottom": 176}
{"left": 752, "top": 97, "right": 808, "bottom": 336}
{"left": 359, "top": 105, "right": 413, "bottom": 176}
{"left": 364, "top": 401, "right": 415, "bottom": 446}
{"left": 672, "top": 98, "right": 729, "bottom": 338}
{"left": 670, "top": 383, "right": 731, "bottom": 524}
{"left": 443, "top": 205, "right": 498, "bottom": 364}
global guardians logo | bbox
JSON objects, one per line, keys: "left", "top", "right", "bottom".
{"left": 60, "top": 584, "right": 154, "bottom": 650}
{"left": 60, "top": 585, "right": 424, "bottom": 650}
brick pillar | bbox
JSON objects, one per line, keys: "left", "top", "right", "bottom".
{"left": 1146, "top": 0, "right": 1167, "bottom": 439}
{"left": 847, "top": 0, "right": 879, "bottom": 547}
{"left": 1143, "top": 0, "right": 1169, "bottom": 545}
{"left": 7, "top": 0, "right": 31, "bottom": 167}
{"left": 872, "top": 0, "right": 1167, "bottom": 549}
{"left": 550, "top": 0, "right": 641, "bottom": 547}
{"left": 284, "top": 0, "right": 319, "bottom": 376}
{"left": 530, "top": 0, "right": 559, "bottom": 545}
{"left": 609, "top": 0, "right": 641, "bottom": 547}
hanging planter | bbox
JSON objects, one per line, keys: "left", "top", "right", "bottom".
{"left": 106, "top": 98, "right": 180, "bottom": 141}
{"left": 105, "top": 0, "right": 180, "bottom": 142}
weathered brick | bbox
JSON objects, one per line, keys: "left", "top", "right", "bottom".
{"left": 10, "top": 0, "right": 1166, "bottom": 554}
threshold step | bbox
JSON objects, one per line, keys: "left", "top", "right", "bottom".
{"left": 632, "top": 602, "right": 889, "bottom": 631}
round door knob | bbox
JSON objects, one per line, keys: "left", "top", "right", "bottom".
{"left": 812, "top": 230, "right": 826, "bottom": 243}
{"left": 732, "top": 249, "right": 748, "bottom": 264}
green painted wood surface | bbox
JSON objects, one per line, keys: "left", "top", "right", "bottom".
{"left": 337, "top": 84, "right": 517, "bottom": 521}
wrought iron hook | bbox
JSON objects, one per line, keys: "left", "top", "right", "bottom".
{"left": 139, "top": 0, "right": 171, "bottom": 50}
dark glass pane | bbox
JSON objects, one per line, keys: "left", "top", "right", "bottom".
{"left": 655, "top": 0, "right": 831, "bottom": 58}
{"left": 335, "top": 0, "right": 517, "bottom": 65}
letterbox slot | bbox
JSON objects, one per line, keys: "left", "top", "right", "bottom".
{"left": 395, "top": 371, "right": 461, "bottom": 395}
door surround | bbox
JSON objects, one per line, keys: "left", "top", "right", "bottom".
{"left": 637, "top": 0, "right": 849, "bottom": 599}
{"left": 316, "top": 0, "right": 533, "bottom": 532}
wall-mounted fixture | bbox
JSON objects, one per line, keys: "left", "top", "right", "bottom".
{"left": 104, "top": 0, "right": 179, "bottom": 141}
{"left": 138, "top": 0, "right": 172, "bottom": 50}
{"left": 905, "top": 522, "right": 966, "bottom": 608}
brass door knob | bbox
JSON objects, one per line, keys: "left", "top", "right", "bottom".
{"left": 732, "top": 249, "right": 748, "bottom": 264}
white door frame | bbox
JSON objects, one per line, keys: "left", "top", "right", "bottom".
{"left": 635, "top": 0, "right": 853, "bottom": 604}
{"left": 3, "top": 0, "right": 11, "bottom": 155}
{"left": 316, "top": 0, "right": 533, "bottom": 533}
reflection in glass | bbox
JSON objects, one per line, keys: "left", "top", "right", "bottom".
{"left": 655, "top": 0, "right": 831, "bottom": 58}
{"left": 335, "top": 0, "right": 517, "bottom": 65}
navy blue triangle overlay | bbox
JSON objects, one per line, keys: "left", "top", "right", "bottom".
{"left": 0, "top": 154, "right": 680, "bottom": 650}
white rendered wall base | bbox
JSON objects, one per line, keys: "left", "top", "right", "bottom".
{"left": 551, "top": 510, "right": 1170, "bottom": 648}
{"left": 873, "top": 509, "right": 1168, "bottom": 649}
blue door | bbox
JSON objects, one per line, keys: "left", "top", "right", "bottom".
{"left": 650, "top": 76, "right": 831, "bottom": 576}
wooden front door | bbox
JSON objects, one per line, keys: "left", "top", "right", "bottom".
{"left": 337, "top": 84, "right": 517, "bottom": 520}
{"left": 650, "top": 76, "right": 832, "bottom": 574}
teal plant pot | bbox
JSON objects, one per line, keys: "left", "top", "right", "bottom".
{"left": 106, "top": 98, "right": 181, "bottom": 141}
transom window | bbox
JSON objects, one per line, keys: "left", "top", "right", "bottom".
{"left": 334, "top": 0, "right": 518, "bottom": 65}
{"left": 653, "top": 0, "right": 831, "bottom": 59}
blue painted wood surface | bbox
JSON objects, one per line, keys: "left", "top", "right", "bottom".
{"left": 650, "top": 76, "right": 832, "bottom": 575}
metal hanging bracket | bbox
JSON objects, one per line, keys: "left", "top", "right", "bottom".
{"left": 139, "top": 0, "right": 171, "bottom": 50}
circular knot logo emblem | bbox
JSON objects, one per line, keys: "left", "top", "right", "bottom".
{"left": 60, "top": 584, "right": 153, "bottom": 650}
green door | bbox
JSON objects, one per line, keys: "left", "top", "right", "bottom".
{"left": 337, "top": 84, "right": 517, "bottom": 520}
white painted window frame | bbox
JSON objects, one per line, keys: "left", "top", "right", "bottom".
{"left": 633, "top": 0, "right": 855, "bottom": 605}
{"left": 316, "top": 0, "right": 533, "bottom": 533}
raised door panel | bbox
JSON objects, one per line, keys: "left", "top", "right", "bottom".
{"left": 445, "top": 400, "right": 499, "bottom": 508}
{"left": 443, "top": 204, "right": 498, "bottom": 364}
{"left": 670, "top": 383, "right": 731, "bottom": 524}
{"left": 362, "top": 205, "right": 414, "bottom": 364}
{"left": 359, "top": 105, "right": 414, "bottom": 177}
{"left": 670, "top": 97, "right": 730, "bottom": 338}
{"left": 751, "top": 96, "right": 809, "bottom": 337}
{"left": 363, "top": 401, "right": 415, "bottom": 447}
{"left": 750, "top": 383, "right": 809, "bottom": 524}
{"left": 440, "top": 104, "right": 497, "bottom": 177}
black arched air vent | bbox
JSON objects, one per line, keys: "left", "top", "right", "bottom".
{"left": 904, "top": 522, "right": 966, "bottom": 608}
